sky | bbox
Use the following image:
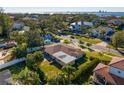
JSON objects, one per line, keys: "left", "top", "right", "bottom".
{"left": 3, "top": 7, "right": 124, "bottom": 13}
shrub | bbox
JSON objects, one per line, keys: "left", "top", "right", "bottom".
{"left": 86, "top": 43, "right": 92, "bottom": 46}
{"left": 70, "top": 36, "right": 75, "bottom": 39}
{"left": 63, "top": 39, "right": 71, "bottom": 44}
{"left": 79, "top": 40, "right": 84, "bottom": 44}
{"left": 80, "top": 45, "right": 87, "bottom": 49}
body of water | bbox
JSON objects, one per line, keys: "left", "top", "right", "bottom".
{"left": 94, "top": 12, "right": 124, "bottom": 17}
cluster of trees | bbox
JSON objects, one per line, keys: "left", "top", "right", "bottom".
{"left": 14, "top": 51, "right": 45, "bottom": 85}
{"left": 71, "top": 14, "right": 98, "bottom": 22}
{"left": 26, "top": 51, "right": 44, "bottom": 70}
{"left": 14, "top": 67, "right": 41, "bottom": 85}
{"left": 73, "top": 58, "right": 100, "bottom": 84}
{"left": 11, "top": 30, "right": 43, "bottom": 58}
{"left": 0, "top": 8, "right": 13, "bottom": 38}
{"left": 112, "top": 31, "right": 124, "bottom": 49}
{"left": 37, "top": 14, "right": 99, "bottom": 35}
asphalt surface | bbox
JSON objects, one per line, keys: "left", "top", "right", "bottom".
{"left": 90, "top": 44, "right": 122, "bottom": 56}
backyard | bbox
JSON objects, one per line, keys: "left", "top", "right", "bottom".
{"left": 39, "top": 60, "right": 62, "bottom": 81}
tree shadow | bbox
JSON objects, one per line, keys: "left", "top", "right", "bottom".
{"left": 73, "top": 56, "right": 88, "bottom": 68}
{"left": 117, "top": 49, "right": 124, "bottom": 56}
{"left": 51, "top": 61, "right": 62, "bottom": 69}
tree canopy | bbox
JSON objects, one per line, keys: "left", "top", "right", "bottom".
{"left": 112, "top": 31, "right": 124, "bottom": 49}
{"left": 0, "top": 11, "right": 13, "bottom": 38}
{"left": 13, "top": 67, "right": 41, "bottom": 85}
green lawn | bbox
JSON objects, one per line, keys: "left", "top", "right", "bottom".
{"left": 39, "top": 60, "right": 62, "bottom": 81}
{"left": 80, "top": 37, "right": 102, "bottom": 44}
{"left": 75, "top": 36, "right": 102, "bottom": 44}
{"left": 85, "top": 51, "right": 112, "bottom": 64}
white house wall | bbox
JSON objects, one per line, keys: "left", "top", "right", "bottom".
{"left": 109, "top": 66, "right": 124, "bottom": 78}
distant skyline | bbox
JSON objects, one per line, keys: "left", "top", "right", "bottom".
{"left": 3, "top": 7, "right": 124, "bottom": 13}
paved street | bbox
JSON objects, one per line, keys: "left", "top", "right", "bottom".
{"left": 60, "top": 35, "right": 123, "bottom": 56}
{"left": 90, "top": 44, "right": 122, "bottom": 56}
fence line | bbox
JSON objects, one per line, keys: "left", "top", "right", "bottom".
{"left": 0, "top": 57, "right": 26, "bottom": 70}
{"left": 0, "top": 46, "right": 41, "bottom": 70}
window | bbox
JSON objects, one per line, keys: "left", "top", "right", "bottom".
{"left": 118, "top": 71, "right": 121, "bottom": 74}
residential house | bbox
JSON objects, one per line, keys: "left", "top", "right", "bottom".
{"left": 9, "top": 16, "right": 15, "bottom": 19}
{"left": 23, "top": 26, "right": 30, "bottom": 31}
{"left": 45, "top": 43, "right": 85, "bottom": 66}
{"left": 107, "top": 19, "right": 123, "bottom": 26}
{"left": 31, "top": 15, "right": 39, "bottom": 20}
{"left": 41, "top": 34, "right": 53, "bottom": 45}
{"left": 69, "top": 21, "right": 94, "bottom": 35}
{"left": 69, "top": 22, "right": 81, "bottom": 31}
{"left": 93, "top": 57, "right": 124, "bottom": 85}
{"left": 91, "top": 26, "right": 114, "bottom": 40}
{"left": 83, "top": 21, "right": 94, "bottom": 27}
{"left": 13, "top": 22, "right": 24, "bottom": 30}
{"left": 3, "top": 41, "right": 17, "bottom": 49}
{"left": 91, "top": 29, "right": 100, "bottom": 38}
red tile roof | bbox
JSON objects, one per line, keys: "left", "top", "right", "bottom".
{"left": 94, "top": 57, "right": 124, "bottom": 84}
{"left": 93, "top": 63, "right": 106, "bottom": 72}
{"left": 94, "top": 66, "right": 124, "bottom": 85}
{"left": 45, "top": 43, "right": 84, "bottom": 57}
{"left": 109, "top": 57, "right": 124, "bottom": 71}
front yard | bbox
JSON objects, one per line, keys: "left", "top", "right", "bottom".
{"left": 75, "top": 36, "right": 102, "bottom": 44}
{"left": 86, "top": 51, "right": 112, "bottom": 64}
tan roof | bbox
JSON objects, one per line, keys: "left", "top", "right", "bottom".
{"left": 94, "top": 66, "right": 124, "bottom": 85}
{"left": 109, "top": 57, "right": 124, "bottom": 71}
{"left": 45, "top": 43, "right": 84, "bottom": 57}
{"left": 93, "top": 63, "right": 107, "bottom": 71}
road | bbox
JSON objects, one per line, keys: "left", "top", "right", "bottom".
{"left": 90, "top": 44, "right": 122, "bottom": 56}
{"left": 60, "top": 35, "right": 123, "bottom": 56}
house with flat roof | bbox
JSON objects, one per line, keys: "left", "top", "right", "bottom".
{"left": 93, "top": 57, "right": 124, "bottom": 85}
{"left": 44, "top": 43, "right": 84, "bottom": 66}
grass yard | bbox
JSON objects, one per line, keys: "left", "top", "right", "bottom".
{"left": 39, "top": 60, "right": 62, "bottom": 81}
{"left": 80, "top": 37, "right": 102, "bottom": 44}
{"left": 75, "top": 36, "right": 102, "bottom": 44}
{"left": 85, "top": 51, "right": 112, "bottom": 64}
